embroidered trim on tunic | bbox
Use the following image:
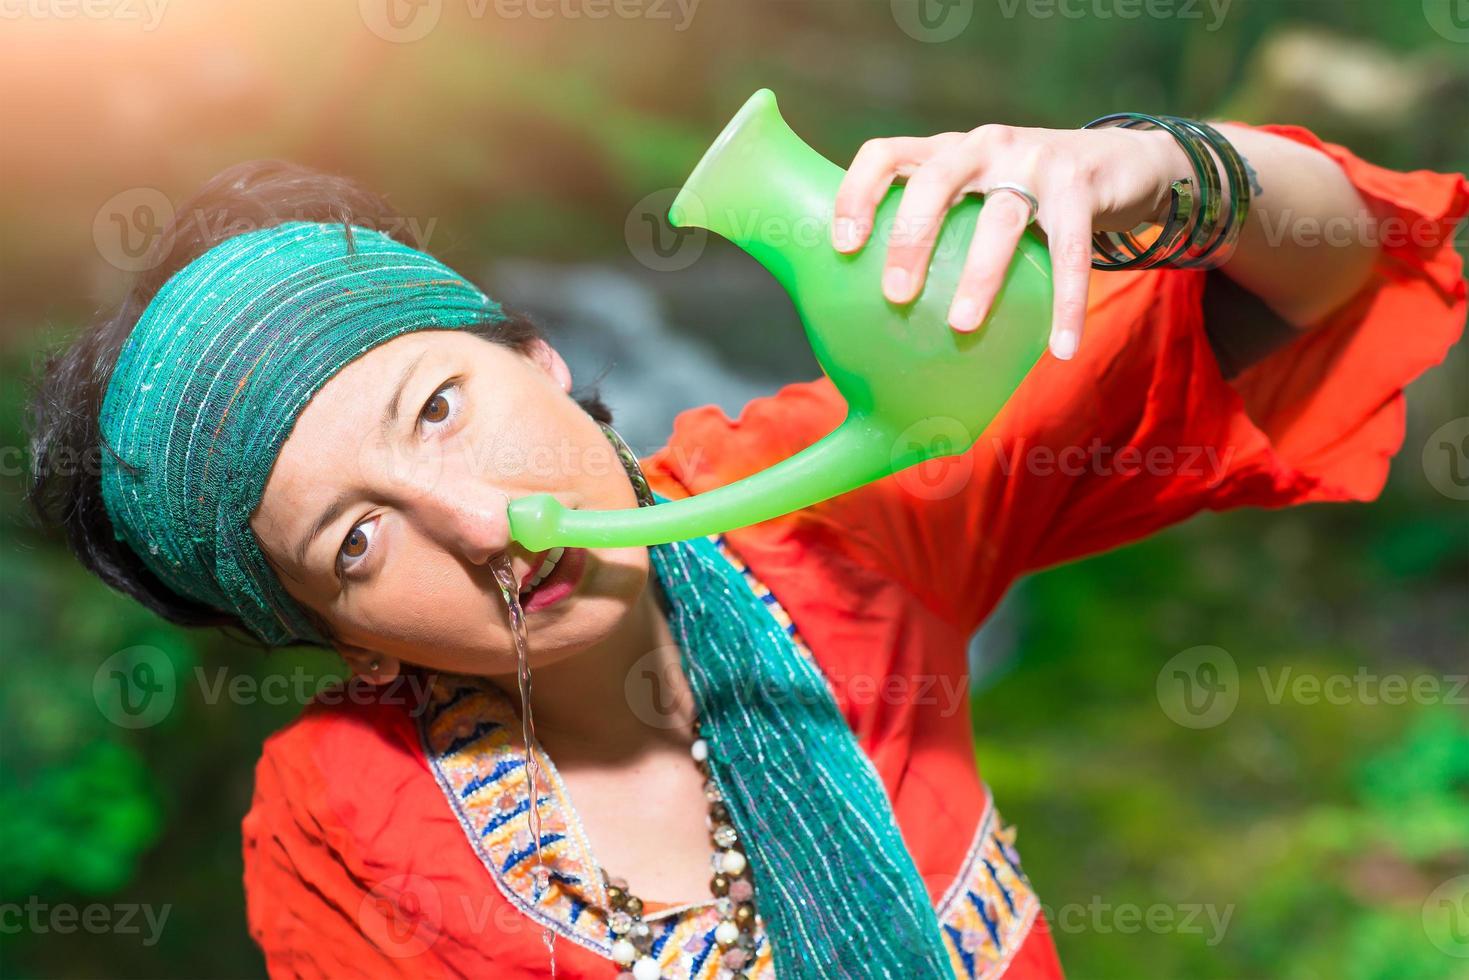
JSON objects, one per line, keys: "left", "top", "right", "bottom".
{"left": 935, "top": 805, "right": 1041, "bottom": 979}
{"left": 418, "top": 531, "right": 1039, "bottom": 978}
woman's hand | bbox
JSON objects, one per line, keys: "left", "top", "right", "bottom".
{"left": 831, "top": 124, "right": 1188, "bottom": 360}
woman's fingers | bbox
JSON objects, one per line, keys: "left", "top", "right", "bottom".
{"left": 947, "top": 190, "right": 1033, "bottom": 332}
{"left": 832, "top": 137, "right": 942, "bottom": 254}
{"left": 1038, "top": 195, "right": 1094, "bottom": 360}
{"left": 835, "top": 125, "right": 1104, "bottom": 358}
{"left": 881, "top": 143, "right": 979, "bottom": 304}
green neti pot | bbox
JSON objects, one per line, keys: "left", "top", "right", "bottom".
{"left": 509, "top": 89, "right": 1053, "bottom": 551}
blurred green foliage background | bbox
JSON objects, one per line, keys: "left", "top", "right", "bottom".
{"left": 1, "top": 0, "right": 1465, "bottom": 977}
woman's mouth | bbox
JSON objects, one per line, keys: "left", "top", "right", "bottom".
{"left": 517, "top": 546, "right": 588, "bottom": 612}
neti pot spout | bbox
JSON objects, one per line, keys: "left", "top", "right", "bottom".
{"left": 508, "top": 88, "right": 1053, "bottom": 551}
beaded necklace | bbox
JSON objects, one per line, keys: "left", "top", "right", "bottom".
{"left": 603, "top": 723, "right": 759, "bottom": 980}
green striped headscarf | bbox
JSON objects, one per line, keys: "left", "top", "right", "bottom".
{"left": 98, "top": 220, "right": 502, "bottom": 645}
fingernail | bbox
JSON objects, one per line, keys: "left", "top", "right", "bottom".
{"left": 883, "top": 267, "right": 911, "bottom": 303}
{"left": 832, "top": 218, "right": 858, "bottom": 251}
{"left": 1050, "top": 330, "right": 1078, "bottom": 360}
{"left": 949, "top": 297, "right": 980, "bottom": 332}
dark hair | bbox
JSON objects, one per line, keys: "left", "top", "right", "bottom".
{"left": 24, "top": 160, "right": 612, "bottom": 650}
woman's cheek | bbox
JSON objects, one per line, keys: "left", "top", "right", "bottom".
{"left": 358, "top": 555, "right": 461, "bottom": 637}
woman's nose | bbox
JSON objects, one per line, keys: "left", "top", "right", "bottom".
{"left": 411, "top": 478, "right": 514, "bottom": 568}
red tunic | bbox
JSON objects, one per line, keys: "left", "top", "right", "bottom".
{"left": 241, "top": 125, "right": 1468, "bottom": 978}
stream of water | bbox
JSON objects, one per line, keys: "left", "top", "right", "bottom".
{"left": 489, "top": 554, "right": 558, "bottom": 978}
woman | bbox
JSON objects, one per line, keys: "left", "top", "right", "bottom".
{"left": 25, "top": 110, "right": 1466, "bottom": 980}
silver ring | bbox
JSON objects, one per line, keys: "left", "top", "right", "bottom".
{"left": 984, "top": 182, "right": 1039, "bottom": 225}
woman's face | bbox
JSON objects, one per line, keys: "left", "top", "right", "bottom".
{"left": 250, "top": 329, "right": 649, "bottom": 677}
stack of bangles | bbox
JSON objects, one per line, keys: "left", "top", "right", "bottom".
{"left": 1082, "top": 112, "right": 1253, "bottom": 271}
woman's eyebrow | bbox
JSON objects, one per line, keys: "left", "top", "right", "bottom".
{"left": 294, "top": 489, "right": 350, "bottom": 571}
{"left": 381, "top": 350, "right": 430, "bottom": 431}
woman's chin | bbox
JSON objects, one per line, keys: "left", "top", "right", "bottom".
{"left": 474, "top": 640, "right": 588, "bottom": 680}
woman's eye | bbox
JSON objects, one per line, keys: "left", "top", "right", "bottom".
{"left": 419, "top": 382, "right": 460, "bottom": 428}
{"left": 338, "top": 518, "right": 376, "bottom": 574}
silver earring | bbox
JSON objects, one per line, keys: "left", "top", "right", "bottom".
{"left": 596, "top": 420, "right": 655, "bottom": 508}
{"left": 368, "top": 658, "right": 381, "bottom": 674}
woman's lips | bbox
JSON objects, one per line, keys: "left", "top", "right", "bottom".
{"left": 520, "top": 546, "right": 587, "bottom": 612}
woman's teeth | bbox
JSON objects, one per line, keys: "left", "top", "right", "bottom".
{"left": 521, "top": 546, "right": 565, "bottom": 595}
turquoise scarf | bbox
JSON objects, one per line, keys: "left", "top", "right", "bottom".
{"left": 97, "top": 220, "right": 953, "bottom": 976}
{"left": 646, "top": 492, "right": 952, "bottom": 978}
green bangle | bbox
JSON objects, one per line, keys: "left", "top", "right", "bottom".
{"left": 1160, "top": 116, "right": 1251, "bottom": 269}
{"left": 1082, "top": 111, "right": 1220, "bottom": 270}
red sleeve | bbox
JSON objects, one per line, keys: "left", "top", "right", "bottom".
{"left": 1018, "top": 127, "right": 1466, "bottom": 566}
{"left": 241, "top": 702, "right": 442, "bottom": 979}
{"left": 885, "top": 124, "right": 1467, "bottom": 633}
{"left": 648, "top": 126, "right": 1467, "bottom": 638}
